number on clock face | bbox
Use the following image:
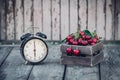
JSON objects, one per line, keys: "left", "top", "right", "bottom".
{"left": 23, "top": 39, "right": 47, "bottom": 62}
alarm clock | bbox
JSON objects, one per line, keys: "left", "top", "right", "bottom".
{"left": 20, "top": 32, "right": 48, "bottom": 64}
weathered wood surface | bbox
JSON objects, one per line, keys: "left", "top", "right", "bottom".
{"left": 28, "top": 44, "right": 65, "bottom": 80}
{"left": 0, "top": 44, "right": 120, "bottom": 80}
{"left": 0, "top": 0, "right": 120, "bottom": 40}
{"left": 0, "top": 47, "right": 33, "bottom": 80}
{"left": 0, "top": 47, "right": 13, "bottom": 66}
{"left": 100, "top": 45, "right": 120, "bottom": 80}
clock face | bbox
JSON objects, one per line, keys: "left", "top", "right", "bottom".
{"left": 23, "top": 38, "right": 48, "bottom": 63}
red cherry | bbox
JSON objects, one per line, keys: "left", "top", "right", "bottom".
{"left": 78, "top": 38, "right": 82, "bottom": 45}
{"left": 91, "top": 42, "right": 95, "bottom": 45}
{"left": 79, "top": 31, "right": 85, "bottom": 36}
{"left": 92, "top": 38, "right": 97, "bottom": 43}
{"left": 82, "top": 35, "right": 86, "bottom": 39}
{"left": 73, "top": 49, "right": 80, "bottom": 56}
{"left": 66, "top": 36, "right": 73, "bottom": 42}
{"left": 88, "top": 39, "right": 93, "bottom": 44}
{"left": 72, "top": 41, "right": 78, "bottom": 45}
{"left": 66, "top": 48, "right": 72, "bottom": 54}
{"left": 69, "top": 39, "right": 74, "bottom": 44}
{"left": 81, "top": 40, "right": 88, "bottom": 46}
{"left": 85, "top": 35, "right": 91, "bottom": 40}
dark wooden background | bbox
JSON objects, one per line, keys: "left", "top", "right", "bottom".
{"left": 0, "top": 0, "right": 120, "bottom": 41}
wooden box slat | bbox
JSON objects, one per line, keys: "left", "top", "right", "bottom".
{"left": 61, "top": 50, "right": 104, "bottom": 66}
{"left": 61, "top": 41, "right": 103, "bottom": 55}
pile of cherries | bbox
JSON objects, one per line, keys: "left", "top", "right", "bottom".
{"left": 65, "top": 30, "right": 99, "bottom": 56}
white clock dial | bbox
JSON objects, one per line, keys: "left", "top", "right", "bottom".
{"left": 23, "top": 39, "right": 48, "bottom": 62}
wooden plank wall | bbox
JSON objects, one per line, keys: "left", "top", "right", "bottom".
{"left": 0, "top": 0, "right": 120, "bottom": 41}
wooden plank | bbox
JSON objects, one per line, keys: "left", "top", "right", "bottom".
{"left": 105, "top": 0, "right": 113, "bottom": 40}
{"left": 70, "top": 0, "right": 77, "bottom": 34}
{"left": 88, "top": 0, "right": 96, "bottom": 32}
{"left": 61, "top": 0, "right": 69, "bottom": 40}
{"left": 115, "top": 0, "right": 120, "bottom": 40}
{"left": 65, "top": 65, "right": 99, "bottom": 80}
{"left": 28, "top": 44, "right": 65, "bottom": 80}
{"left": 96, "top": 0, "right": 105, "bottom": 40}
{"left": 100, "top": 45, "right": 120, "bottom": 80}
{"left": 0, "top": 47, "right": 33, "bottom": 80}
{"left": 15, "top": 0, "right": 24, "bottom": 40}
{"left": 52, "top": 0, "right": 60, "bottom": 40}
{"left": 0, "top": 0, "right": 6, "bottom": 40}
{"left": 79, "top": 0, "right": 87, "bottom": 30}
{"left": 33, "top": 0, "right": 42, "bottom": 32}
{"left": 6, "top": 0, "right": 15, "bottom": 40}
{"left": 24, "top": 0, "right": 33, "bottom": 33}
{"left": 0, "top": 47, "right": 13, "bottom": 66}
{"left": 43, "top": 0, "right": 51, "bottom": 40}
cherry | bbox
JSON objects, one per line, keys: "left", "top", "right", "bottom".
{"left": 79, "top": 31, "right": 85, "bottom": 36}
{"left": 92, "top": 38, "right": 97, "bottom": 43}
{"left": 91, "top": 42, "right": 95, "bottom": 45}
{"left": 78, "top": 38, "right": 82, "bottom": 45}
{"left": 85, "top": 35, "right": 91, "bottom": 40}
{"left": 66, "top": 48, "right": 72, "bottom": 55}
{"left": 66, "top": 36, "right": 73, "bottom": 42}
{"left": 69, "top": 39, "right": 74, "bottom": 44}
{"left": 73, "top": 49, "right": 80, "bottom": 56}
{"left": 81, "top": 40, "right": 88, "bottom": 46}
{"left": 88, "top": 39, "right": 93, "bottom": 44}
{"left": 72, "top": 41, "right": 78, "bottom": 45}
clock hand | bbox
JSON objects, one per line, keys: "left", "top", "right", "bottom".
{"left": 34, "top": 41, "right": 36, "bottom": 57}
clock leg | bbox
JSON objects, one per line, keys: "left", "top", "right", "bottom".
{"left": 25, "top": 61, "right": 28, "bottom": 65}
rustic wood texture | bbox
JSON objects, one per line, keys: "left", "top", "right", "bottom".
{"left": 0, "top": 44, "right": 120, "bottom": 80}
{"left": 61, "top": 51, "right": 104, "bottom": 66}
{"left": 0, "top": 47, "right": 13, "bottom": 66}
{"left": 24, "top": 0, "right": 33, "bottom": 33}
{"left": 61, "top": 41, "right": 103, "bottom": 55}
{"left": 65, "top": 65, "right": 99, "bottom": 80}
{"left": 43, "top": 0, "right": 51, "bottom": 40}
{"left": 88, "top": 0, "right": 96, "bottom": 32}
{"left": 0, "top": 0, "right": 120, "bottom": 41}
{"left": 15, "top": 0, "right": 24, "bottom": 40}
{"left": 6, "top": 0, "right": 15, "bottom": 40}
{"left": 61, "top": 0, "right": 69, "bottom": 40}
{"left": 33, "top": 0, "right": 42, "bottom": 32}
{"left": 79, "top": 0, "right": 87, "bottom": 30}
{"left": 28, "top": 44, "right": 65, "bottom": 80}
{"left": 105, "top": 0, "right": 113, "bottom": 40}
{"left": 100, "top": 45, "right": 120, "bottom": 80}
{"left": 96, "top": 0, "right": 105, "bottom": 40}
{"left": 52, "top": 0, "right": 60, "bottom": 40}
{"left": 0, "top": 47, "right": 33, "bottom": 80}
{"left": 70, "top": 0, "right": 77, "bottom": 34}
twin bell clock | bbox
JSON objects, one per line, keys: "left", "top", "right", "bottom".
{"left": 20, "top": 27, "right": 48, "bottom": 64}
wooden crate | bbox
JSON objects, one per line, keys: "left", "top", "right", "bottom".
{"left": 60, "top": 41, "right": 104, "bottom": 66}
{"left": 61, "top": 41, "right": 103, "bottom": 55}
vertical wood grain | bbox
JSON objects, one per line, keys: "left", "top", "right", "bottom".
{"left": 61, "top": 0, "right": 69, "bottom": 40}
{"left": 0, "top": 0, "right": 6, "bottom": 40}
{"left": 6, "top": 0, "right": 15, "bottom": 40}
{"left": 15, "top": 0, "right": 24, "bottom": 40}
{"left": 24, "top": 0, "right": 33, "bottom": 34}
{"left": 115, "top": 0, "right": 120, "bottom": 40}
{"left": 79, "top": 0, "right": 87, "bottom": 30}
{"left": 43, "top": 0, "right": 51, "bottom": 40}
{"left": 52, "top": 0, "right": 60, "bottom": 40}
{"left": 33, "top": 0, "right": 42, "bottom": 33}
{"left": 96, "top": 0, "right": 105, "bottom": 40}
{"left": 70, "top": 0, "right": 77, "bottom": 34}
{"left": 88, "top": 0, "right": 96, "bottom": 32}
{"left": 105, "top": 0, "right": 113, "bottom": 40}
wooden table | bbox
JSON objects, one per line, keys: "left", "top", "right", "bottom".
{"left": 0, "top": 43, "right": 120, "bottom": 80}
